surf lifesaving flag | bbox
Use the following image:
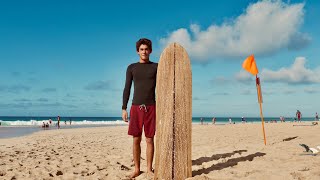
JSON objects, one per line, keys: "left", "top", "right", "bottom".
{"left": 242, "top": 55, "right": 267, "bottom": 145}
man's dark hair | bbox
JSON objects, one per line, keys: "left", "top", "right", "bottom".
{"left": 136, "top": 38, "right": 152, "bottom": 52}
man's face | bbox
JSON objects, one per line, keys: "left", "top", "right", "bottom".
{"left": 137, "top": 44, "right": 151, "bottom": 61}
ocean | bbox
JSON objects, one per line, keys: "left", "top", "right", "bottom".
{"left": 0, "top": 116, "right": 317, "bottom": 139}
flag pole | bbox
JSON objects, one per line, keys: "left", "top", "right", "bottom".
{"left": 256, "top": 75, "right": 267, "bottom": 145}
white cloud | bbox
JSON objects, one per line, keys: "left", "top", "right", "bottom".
{"left": 304, "top": 87, "right": 319, "bottom": 94}
{"left": 193, "top": 97, "right": 205, "bottom": 101}
{"left": 160, "top": 0, "right": 308, "bottom": 61}
{"left": 261, "top": 57, "right": 320, "bottom": 84}
{"left": 235, "top": 70, "right": 253, "bottom": 82}
{"left": 210, "top": 76, "right": 231, "bottom": 85}
{"left": 0, "top": 85, "right": 31, "bottom": 93}
{"left": 241, "top": 89, "right": 252, "bottom": 95}
{"left": 212, "top": 92, "right": 230, "bottom": 96}
{"left": 84, "top": 80, "right": 111, "bottom": 91}
{"left": 282, "top": 89, "right": 296, "bottom": 94}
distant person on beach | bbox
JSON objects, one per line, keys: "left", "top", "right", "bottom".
{"left": 316, "top": 112, "right": 319, "bottom": 121}
{"left": 64, "top": 119, "right": 67, "bottom": 125}
{"left": 200, "top": 117, "right": 204, "bottom": 125}
{"left": 57, "top": 116, "right": 61, "bottom": 129}
{"left": 49, "top": 118, "right": 52, "bottom": 125}
{"left": 69, "top": 118, "right": 72, "bottom": 125}
{"left": 212, "top": 117, "right": 216, "bottom": 124}
{"left": 280, "top": 116, "right": 285, "bottom": 122}
{"left": 229, "top": 117, "right": 232, "bottom": 124}
{"left": 241, "top": 117, "right": 246, "bottom": 123}
{"left": 41, "top": 122, "right": 49, "bottom": 129}
{"left": 296, "top": 110, "right": 302, "bottom": 122}
{"left": 122, "top": 38, "right": 157, "bottom": 178}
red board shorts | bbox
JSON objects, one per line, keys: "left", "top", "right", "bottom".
{"left": 128, "top": 104, "right": 156, "bottom": 138}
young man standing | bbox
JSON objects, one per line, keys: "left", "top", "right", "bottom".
{"left": 122, "top": 38, "right": 157, "bottom": 178}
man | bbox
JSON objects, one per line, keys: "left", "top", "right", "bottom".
{"left": 122, "top": 38, "right": 157, "bottom": 178}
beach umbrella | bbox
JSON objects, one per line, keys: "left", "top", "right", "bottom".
{"left": 242, "top": 54, "right": 267, "bottom": 145}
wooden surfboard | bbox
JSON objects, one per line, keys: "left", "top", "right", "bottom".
{"left": 155, "top": 43, "right": 192, "bottom": 179}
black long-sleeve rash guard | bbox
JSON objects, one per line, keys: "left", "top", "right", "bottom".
{"left": 122, "top": 61, "right": 158, "bottom": 110}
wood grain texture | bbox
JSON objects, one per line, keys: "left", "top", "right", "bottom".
{"left": 155, "top": 43, "right": 192, "bottom": 180}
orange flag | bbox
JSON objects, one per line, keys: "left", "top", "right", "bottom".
{"left": 242, "top": 54, "right": 266, "bottom": 145}
{"left": 242, "top": 55, "right": 259, "bottom": 75}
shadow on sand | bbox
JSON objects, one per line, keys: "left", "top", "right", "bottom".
{"left": 192, "top": 150, "right": 247, "bottom": 166}
{"left": 192, "top": 151, "right": 266, "bottom": 176}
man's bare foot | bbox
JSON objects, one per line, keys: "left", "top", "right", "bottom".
{"left": 146, "top": 171, "right": 154, "bottom": 179}
{"left": 129, "top": 171, "right": 141, "bottom": 179}
{"left": 147, "top": 168, "right": 154, "bottom": 173}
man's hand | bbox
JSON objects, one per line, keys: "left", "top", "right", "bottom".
{"left": 122, "top": 110, "right": 128, "bottom": 122}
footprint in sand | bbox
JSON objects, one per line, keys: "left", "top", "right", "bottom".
{"left": 15, "top": 151, "right": 21, "bottom": 155}
{"left": 290, "top": 172, "right": 304, "bottom": 179}
{"left": 120, "top": 165, "right": 130, "bottom": 171}
{"left": 96, "top": 165, "right": 107, "bottom": 171}
{"left": 0, "top": 170, "right": 6, "bottom": 176}
{"left": 116, "top": 162, "right": 131, "bottom": 171}
{"left": 80, "top": 170, "right": 88, "bottom": 176}
{"left": 56, "top": 170, "right": 63, "bottom": 176}
{"left": 72, "top": 162, "right": 80, "bottom": 168}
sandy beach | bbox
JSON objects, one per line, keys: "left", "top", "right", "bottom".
{"left": 0, "top": 122, "right": 320, "bottom": 179}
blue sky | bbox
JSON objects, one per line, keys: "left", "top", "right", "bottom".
{"left": 0, "top": 0, "right": 319, "bottom": 117}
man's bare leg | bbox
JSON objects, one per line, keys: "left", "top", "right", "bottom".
{"left": 130, "top": 136, "right": 142, "bottom": 178}
{"left": 146, "top": 137, "right": 154, "bottom": 173}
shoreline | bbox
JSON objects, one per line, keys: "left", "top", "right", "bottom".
{"left": 0, "top": 124, "right": 128, "bottom": 139}
{"left": 1, "top": 120, "right": 318, "bottom": 139}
